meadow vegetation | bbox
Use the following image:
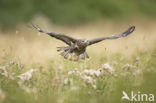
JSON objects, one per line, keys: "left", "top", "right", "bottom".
{"left": 0, "top": 20, "right": 156, "bottom": 103}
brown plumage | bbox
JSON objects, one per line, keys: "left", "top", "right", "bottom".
{"left": 31, "top": 24, "right": 135, "bottom": 61}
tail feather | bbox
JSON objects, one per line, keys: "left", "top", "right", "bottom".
{"left": 57, "top": 46, "right": 69, "bottom": 52}
{"left": 57, "top": 46, "right": 89, "bottom": 61}
{"left": 64, "top": 53, "right": 70, "bottom": 59}
{"left": 60, "top": 51, "right": 67, "bottom": 57}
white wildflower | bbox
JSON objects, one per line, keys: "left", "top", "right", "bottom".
{"left": 81, "top": 75, "right": 96, "bottom": 85}
{"left": 16, "top": 61, "right": 24, "bottom": 69}
{"left": 68, "top": 71, "right": 75, "bottom": 75}
{"left": 9, "top": 61, "right": 15, "bottom": 65}
{"left": 81, "top": 75, "right": 97, "bottom": 89}
{"left": 0, "top": 66, "right": 15, "bottom": 80}
{"left": 0, "top": 66, "right": 9, "bottom": 77}
{"left": 122, "top": 64, "right": 137, "bottom": 69}
{"left": 94, "top": 69, "right": 101, "bottom": 77}
{"left": 102, "top": 63, "right": 114, "bottom": 74}
{"left": 7, "top": 61, "right": 24, "bottom": 69}
{"left": 17, "top": 69, "right": 38, "bottom": 81}
{"left": 84, "top": 69, "right": 101, "bottom": 77}
{"left": 92, "top": 84, "right": 97, "bottom": 89}
{"left": 68, "top": 70, "right": 81, "bottom": 76}
{"left": 122, "top": 64, "right": 131, "bottom": 69}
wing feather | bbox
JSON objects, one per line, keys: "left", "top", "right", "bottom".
{"left": 31, "top": 24, "right": 77, "bottom": 45}
{"left": 89, "top": 26, "right": 135, "bottom": 45}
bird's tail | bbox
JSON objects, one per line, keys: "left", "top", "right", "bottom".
{"left": 57, "top": 46, "right": 78, "bottom": 61}
{"left": 57, "top": 46, "right": 70, "bottom": 52}
{"left": 57, "top": 46, "right": 89, "bottom": 61}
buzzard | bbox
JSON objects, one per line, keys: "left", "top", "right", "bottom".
{"left": 31, "top": 24, "right": 135, "bottom": 61}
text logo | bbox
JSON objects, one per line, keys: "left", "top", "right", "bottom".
{"left": 121, "top": 91, "right": 154, "bottom": 102}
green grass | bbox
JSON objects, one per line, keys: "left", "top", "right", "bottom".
{"left": 0, "top": 46, "right": 156, "bottom": 103}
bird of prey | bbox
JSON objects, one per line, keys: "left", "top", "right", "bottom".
{"left": 31, "top": 24, "right": 135, "bottom": 61}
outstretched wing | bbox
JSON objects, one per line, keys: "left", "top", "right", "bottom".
{"left": 88, "top": 26, "right": 135, "bottom": 45}
{"left": 31, "top": 24, "right": 77, "bottom": 45}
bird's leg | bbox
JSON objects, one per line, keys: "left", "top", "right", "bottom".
{"left": 84, "top": 58, "right": 87, "bottom": 69}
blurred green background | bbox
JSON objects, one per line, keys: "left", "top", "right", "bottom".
{"left": 0, "top": 0, "right": 156, "bottom": 28}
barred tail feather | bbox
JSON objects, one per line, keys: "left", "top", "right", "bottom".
{"left": 60, "top": 51, "right": 68, "bottom": 57}
{"left": 57, "top": 46, "right": 69, "bottom": 52}
{"left": 64, "top": 53, "right": 70, "bottom": 59}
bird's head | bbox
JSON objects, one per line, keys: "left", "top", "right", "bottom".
{"left": 81, "top": 39, "right": 90, "bottom": 46}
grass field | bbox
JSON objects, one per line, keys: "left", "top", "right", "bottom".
{"left": 0, "top": 20, "right": 156, "bottom": 103}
